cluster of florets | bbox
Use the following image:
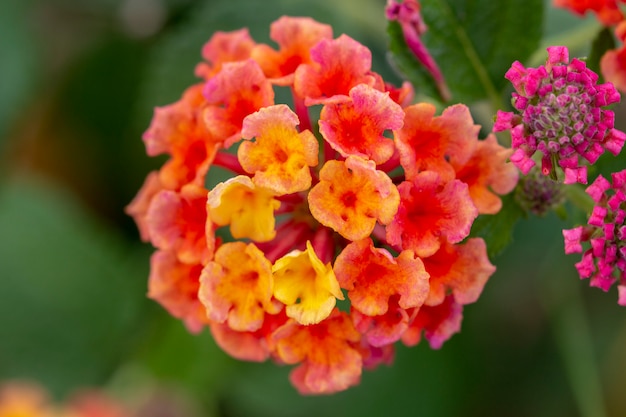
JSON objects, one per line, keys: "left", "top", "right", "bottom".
{"left": 494, "top": 46, "right": 625, "bottom": 184}
{"left": 563, "top": 170, "right": 626, "bottom": 305}
{"left": 0, "top": 380, "right": 130, "bottom": 417}
{"left": 127, "top": 16, "right": 518, "bottom": 394}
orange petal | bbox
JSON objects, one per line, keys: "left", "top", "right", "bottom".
{"left": 293, "top": 34, "right": 378, "bottom": 105}
{"left": 319, "top": 84, "right": 404, "bottom": 164}
{"left": 148, "top": 250, "right": 208, "bottom": 334}
{"left": 198, "top": 242, "right": 279, "bottom": 332}
{"left": 125, "top": 171, "right": 163, "bottom": 242}
{"left": 251, "top": 16, "right": 333, "bottom": 85}
{"left": 146, "top": 183, "right": 213, "bottom": 264}
{"left": 207, "top": 175, "right": 280, "bottom": 242}
{"left": 203, "top": 60, "right": 275, "bottom": 146}
{"left": 352, "top": 296, "right": 411, "bottom": 347}
{"left": 401, "top": 295, "right": 463, "bottom": 349}
{"left": 453, "top": 133, "right": 518, "bottom": 215}
{"left": 0, "top": 382, "right": 55, "bottom": 417}
{"left": 272, "top": 241, "right": 343, "bottom": 325}
{"left": 334, "top": 238, "right": 429, "bottom": 316}
{"left": 386, "top": 171, "right": 478, "bottom": 257}
{"left": 209, "top": 309, "right": 288, "bottom": 362}
{"left": 239, "top": 104, "right": 319, "bottom": 194}
{"left": 423, "top": 238, "right": 495, "bottom": 306}
{"left": 195, "top": 28, "right": 256, "bottom": 79}
{"left": 143, "top": 83, "right": 218, "bottom": 190}
{"left": 395, "top": 103, "right": 478, "bottom": 182}
{"left": 308, "top": 156, "right": 399, "bottom": 241}
{"left": 272, "top": 310, "right": 362, "bottom": 394}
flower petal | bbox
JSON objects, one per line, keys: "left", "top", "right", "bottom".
{"left": 308, "top": 156, "right": 399, "bottom": 241}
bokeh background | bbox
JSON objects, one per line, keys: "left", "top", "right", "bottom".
{"left": 1, "top": 0, "right": 625, "bottom": 416}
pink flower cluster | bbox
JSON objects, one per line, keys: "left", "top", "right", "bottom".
{"left": 494, "top": 46, "right": 625, "bottom": 184}
{"left": 563, "top": 170, "right": 626, "bottom": 305}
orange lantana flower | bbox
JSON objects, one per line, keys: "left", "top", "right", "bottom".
{"left": 207, "top": 175, "right": 280, "bottom": 242}
{"left": 308, "top": 156, "right": 399, "bottom": 240}
{"left": 148, "top": 250, "right": 208, "bottom": 334}
{"left": 395, "top": 103, "right": 478, "bottom": 182}
{"left": 453, "top": 134, "right": 518, "bottom": 215}
{"left": 272, "top": 310, "right": 362, "bottom": 394}
{"left": 239, "top": 104, "right": 319, "bottom": 194}
{"left": 318, "top": 84, "right": 404, "bottom": 164}
{"left": 294, "top": 35, "right": 378, "bottom": 105}
{"left": 272, "top": 241, "right": 343, "bottom": 325}
{"left": 386, "top": 171, "right": 478, "bottom": 258}
{"left": 334, "top": 238, "right": 429, "bottom": 316}
{"left": 199, "top": 242, "right": 280, "bottom": 332}
{"left": 251, "top": 16, "right": 333, "bottom": 85}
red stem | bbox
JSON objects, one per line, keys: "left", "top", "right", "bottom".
{"left": 212, "top": 151, "right": 246, "bottom": 175}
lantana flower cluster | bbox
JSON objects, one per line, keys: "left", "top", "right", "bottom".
{"left": 494, "top": 46, "right": 625, "bottom": 185}
{"left": 563, "top": 170, "right": 626, "bottom": 305}
{"left": 127, "top": 16, "right": 518, "bottom": 394}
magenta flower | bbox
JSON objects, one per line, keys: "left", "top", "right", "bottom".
{"left": 563, "top": 169, "right": 626, "bottom": 305}
{"left": 494, "top": 46, "right": 625, "bottom": 184}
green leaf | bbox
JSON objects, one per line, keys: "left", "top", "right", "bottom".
{"left": 387, "top": 0, "right": 544, "bottom": 106}
{"left": 470, "top": 192, "right": 525, "bottom": 258}
{"left": 0, "top": 176, "right": 150, "bottom": 396}
{"left": 587, "top": 27, "right": 615, "bottom": 77}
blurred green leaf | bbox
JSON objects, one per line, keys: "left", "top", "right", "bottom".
{"left": 470, "top": 192, "right": 525, "bottom": 258}
{"left": 0, "top": 0, "right": 39, "bottom": 146}
{"left": 0, "top": 176, "right": 150, "bottom": 396}
{"left": 587, "top": 27, "right": 615, "bottom": 76}
{"left": 388, "top": 0, "right": 544, "bottom": 105}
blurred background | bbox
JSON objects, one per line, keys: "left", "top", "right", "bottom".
{"left": 1, "top": 0, "right": 625, "bottom": 416}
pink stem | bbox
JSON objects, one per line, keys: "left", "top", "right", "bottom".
{"left": 264, "top": 221, "right": 311, "bottom": 262}
{"left": 310, "top": 226, "right": 335, "bottom": 264}
{"left": 292, "top": 87, "right": 312, "bottom": 133}
{"left": 212, "top": 152, "right": 247, "bottom": 175}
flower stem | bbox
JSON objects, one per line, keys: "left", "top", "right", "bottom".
{"left": 538, "top": 242, "right": 608, "bottom": 417}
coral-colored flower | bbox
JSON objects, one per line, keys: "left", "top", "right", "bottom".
{"left": 207, "top": 175, "right": 280, "bottom": 242}
{"left": 125, "top": 171, "right": 163, "bottom": 242}
{"left": 562, "top": 169, "right": 626, "bottom": 305}
{"left": 199, "top": 242, "right": 281, "bottom": 332}
{"left": 334, "top": 238, "right": 429, "bottom": 316}
{"left": 65, "top": 390, "right": 131, "bottom": 417}
{"left": 294, "top": 35, "right": 378, "bottom": 105}
{"left": 0, "top": 382, "right": 55, "bottom": 417}
{"left": 272, "top": 241, "right": 343, "bottom": 325}
{"left": 143, "top": 84, "right": 218, "bottom": 190}
{"left": 554, "top": 0, "right": 626, "bottom": 25}
{"left": 422, "top": 238, "right": 495, "bottom": 306}
{"left": 453, "top": 134, "right": 518, "bottom": 214}
{"left": 601, "top": 21, "right": 626, "bottom": 92}
{"left": 386, "top": 171, "right": 478, "bottom": 257}
{"left": 251, "top": 16, "right": 333, "bottom": 85}
{"left": 318, "top": 84, "right": 404, "bottom": 164}
{"left": 402, "top": 295, "right": 463, "bottom": 349}
{"left": 209, "top": 310, "right": 288, "bottom": 362}
{"left": 308, "top": 156, "right": 400, "bottom": 240}
{"left": 195, "top": 28, "right": 256, "bottom": 79}
{"left": 239, "top": 104, "right": 319, "bottom": 194}
{"left": 146, "top": 183, "right": 213, "bottom": 264}
{"left": 272, "top": 310, "right": 362, "bottom": 394}
{"left": 148, "top": 250, "right": 208, "bottom": 334}
{"left": 494, "top": 46, "right": 625, "bottom": 184}
{"left": 203, "top": 60, "right": 275, "bottom": 146}
{"left": 395, "top": 103, "right": 478, "bottom": 182}
{"left": 351, "top": 296, "right": 410, "bottom": 347}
